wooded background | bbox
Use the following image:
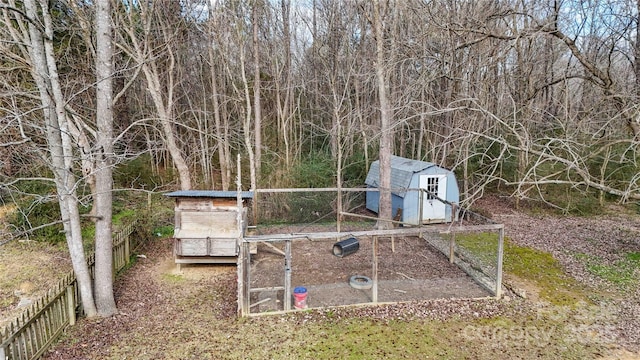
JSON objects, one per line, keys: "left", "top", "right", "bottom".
{"left": 2, "top": 0, "right": 640, "bottom": 216}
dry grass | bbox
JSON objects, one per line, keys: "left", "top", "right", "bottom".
{"left": 0, "top": 235, "right": 71, "bottom": 328}
{"left": 0, "top": 203, "right": 144, "bottom": 330}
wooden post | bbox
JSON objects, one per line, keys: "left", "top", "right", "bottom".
{"left": 336, "top": 189, "right": 342, "bottom": 233}
{"left": 124, "top": 231, "right": 131, "bottom": 265}
{"left": 236, "top": 154, "right": 243, "bottom": 251}
{"left": 284, "top": 240, "right": 292, "bottom": 311}
{"left": 236, "top": 241, "right": 243, "bottom": 317}
{"left": 372, "top": 236, "right": 378, "bottom": 303}
{"left": 449, "top": 232, "right": 455, "bottom": 263}
{"left": 235, "top": 155, "right": 251, "bottom": 316}
{"left": 66, "top": 285, "right": 76, "bottom": 326}
{"left": 237, "top": 243, "right": 244, "bottom": 316}
{"left": 237, "top": 241, "right": 251, "bottom": 316}
{"left": 252, "top": 191, "right": 258, "bottom": 227}
{"left": 243, "top": 242, "right": 251, "bottom": 314}
{"left": 418, "top": 189, "right": 424, "bottom": 225}
{"left": 336, "top": 116, "right": 342, "bottom": 233}
{"left": 496, "top": 227, "right": 505, "bottom": 298}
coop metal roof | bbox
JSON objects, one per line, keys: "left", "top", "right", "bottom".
{"left": 165, "top": 190, "right": 254, "bottom": 199}
{"left": 364, "top": 155, "right": 436, "bottom": 197}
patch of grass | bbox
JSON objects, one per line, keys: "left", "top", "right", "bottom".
{"left": 576, "top": 252, "right": 640, "bottom": 288}
{"left": 291, "top": 319, "right": 458, "bottom": 359}
{"left": 506, "top": 243, "right": 587, "bottom": 305}
{"left": 161, "top": 273, "right": 184, "bottom": 283}
{"left": 101, "top": 315, "right": 606, "bottom": 359}
{"left": 454, "top": 233, "right": 588, "bottom": 305}
{"left": 113, "top": 209, "right": 137, "bottom": 226}
{"left": 626, "top": 252, "right": 640, "bottom": 262}
{"left": 152, "top": 225, "right": 174, "bottom": 238}
{"left": 231, "top": 316, "right": 603, "bottom": 360}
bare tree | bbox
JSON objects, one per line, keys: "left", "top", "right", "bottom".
{"left": 237, "top": 4, "right": 258, "bottom": 194}
{"left": 372, "top": 0, "right": 393, "bottom": 229}
{"left": 253, "top": 0, "right": 263, "bottom": 180}
{"left": 115, "top": 0, "right": 192, "bottom": 190}
{"left": 7, "top": 0, "right": 99, "bottom": 316}
{"left": 94, "top": 0, "right": 117, "bottom": 316}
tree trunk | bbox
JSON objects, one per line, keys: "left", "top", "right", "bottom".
{"left": 373, "top": 0, "right": 393, "bottom": 230}
{"left": 143, "top": 64, "right": 192, "bottom": 190}
{"left": 23, "top": 0, "right": 97, "bottom": 317}
{"left": 633, "top": 0, "right": 640, "bottom": 140}
{"left": 207, "top": 46, "right": 231, "bottom": 190}
{"left": 252, "top": 1, "right": 262, "bottom": 180}
{"left": 116, "top": 4, "right": 192, "bottom": 190}
{"left": 94, "top": 0, "right": 117, "bottom": 316}
{"left": 279, "top": 0, "right": 293, "bottom": 167}
{"left": 239, "top": 24, "right": 257, "bottom": 193}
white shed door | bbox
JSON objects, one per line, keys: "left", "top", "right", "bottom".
{"left": 419, "top": 174, "right": 447, "bottom": 221}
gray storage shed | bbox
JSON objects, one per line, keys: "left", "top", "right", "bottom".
{"left": 365, "top": 155, "right": 459, "bottom": 224}
{"left": 165, "top": 190, "right": 253, "bottom": 266}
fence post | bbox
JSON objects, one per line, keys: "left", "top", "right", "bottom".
{"left": 125, "top": 229, "right": 131, "bottom": 266}
{"left": 66, "top": 285, "right": 76, "bottom": 326}
{"left": 372, "top": 236, "right": 378, "bottom": 303}
{"left": 0, "top": 345, "right": 5, "bottom": 360}
{"left": 284, "top": 240, "right": 291, "bottom": 311}
{"left": 496, "top": 226, "right": 505, "bottom": 298}
{"left": 449, "top": 232, "right": 455, "bottom": 263}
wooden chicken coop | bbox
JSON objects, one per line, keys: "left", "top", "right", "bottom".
{"left": 165, "top": 190, "right": 253, "bottom": 268}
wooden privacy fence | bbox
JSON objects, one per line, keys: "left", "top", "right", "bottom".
{"left": 0, "top": 221, "right": 139, "bottom": 360}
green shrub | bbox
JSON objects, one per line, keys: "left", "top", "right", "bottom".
{"left": 291, "top": 152, "right": 335, "bottom": 188}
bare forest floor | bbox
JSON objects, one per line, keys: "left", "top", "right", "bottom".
{"left": 2, "top": 197, "right": 640, "bottom": 359}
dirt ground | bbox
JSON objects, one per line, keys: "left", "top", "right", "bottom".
{"left": 248, "top": 230, "right": 491, "bottom": 313}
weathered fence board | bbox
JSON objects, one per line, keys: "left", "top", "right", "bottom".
{"left": 0, "top": 221, "right": 138, "bottom": 360}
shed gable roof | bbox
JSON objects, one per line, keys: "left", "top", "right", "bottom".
{"left": 365, "top": 155, "right": 436, "bottom": 197}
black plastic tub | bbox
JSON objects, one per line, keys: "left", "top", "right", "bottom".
{"left": 332, "top": 237, "right": 360, "bottom": 257}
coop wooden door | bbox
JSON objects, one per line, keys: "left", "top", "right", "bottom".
{"left": 419, "top": 174, "right": 447, "bottom": 222}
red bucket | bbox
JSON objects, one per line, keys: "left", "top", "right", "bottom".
{"left": 293, "top": 286, "right": 308, "bottom": 309}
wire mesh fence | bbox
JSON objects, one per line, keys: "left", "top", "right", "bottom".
{"left": 251, "top": 189, "right": 368, "bottom": 228}
{"left": 238, "top": 189, "right": 504, "bottom": 316}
